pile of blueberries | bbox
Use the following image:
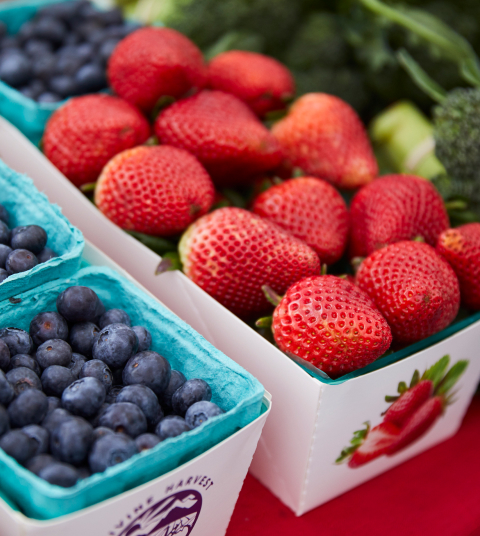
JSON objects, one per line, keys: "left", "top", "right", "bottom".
{"left": 0, "top": 285, "right": 223, "bottom": 487}
{"left": 0, "top": 0, "right": 141, "bottom": 103}
{"left": 0, "top": 204, "right": 58, "bottom": 283}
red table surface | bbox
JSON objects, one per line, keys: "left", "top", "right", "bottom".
{"left": 227, "top": 394, "right": 480, "bottom": 536}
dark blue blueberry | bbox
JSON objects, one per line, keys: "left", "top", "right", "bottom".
{"left": 55, "top": 50, "right": 87, "bottom": 77}
{"left": 172, "top": 379, "right": 212, "bottom": 417}
{"left": 32, "top": 17, "right": 67, "bottom": 45}
{"left": 98, "top": 38, "right": 120, "bottom": 65}
{"left": 78, "top": 3, "right": 101, "bottom": 21}
{"left": 68, "top": 352, "right": 87, "bottom": 379}
{"left": 17, "top": 21, "right": 36, "bottom": 43}
{"left": 77, "top": 465, "right": 91, "bottom": 480}
{"left": 76, "top": 42, "right": 95, "bottom": 61}
{"left": 36, "top": 339, "right": 72, "bottom": 369}
{"left": 92, "top": 323, "right": 138, "bottom": 369}
{"left": 0, "top": 244, "right": 12, "bottom": 269}
{"left": 25, "top": 80, "right": 47, "bottom": 99}
{"left": 41, "top": 366, "right": 75, "bottom": 397}
{"left": 116, "top": 385, "right": 162, "bottom": 427}
{"left": 6, "top": 249, "right": 38, "bottom": 275}
{"left": 0, "top": 338, "right": 10, "bottom": 371}
{"left": 92, "top": 426, "right": 114, "bottom": 442}
{"left": 23, "top": 424, "right": 49, "bottom": 455}
{"left": 69, "top": 322, "right": 99, "bottom": 357}
{"left": 24, "top": 39, "right": 54, "bottom": 58}
{"left": 37, "top": 92, "right": 62, "bottom": 103}
{"left": 0, "top": 328, "right": 33, "bottom": 356}
{"left": 132, "top": 326, "right": 151, "bottom": 353}
{"left": 0, "top": 22, "right": 6, "bottom": 40}
{"left": 0, "top": 404, "right": 9, "bottom": 437}
{"left": 98, "top": 8, "right": 123, "bottom": 26}
{"left": 0, "top": 204, "right": 8, "bottom": 225}
{"left": 62, "top": 377, "right": 105, "bottom": 418}
{"left": 11, "top": 225, "right": 48, "bottom": 254}
{"left": 46, "top": 396, "right": 61, "bottom": 415}
{"left": 39, "top": 461, "right": 79, "bottom": 487}
{"left": 36, "top": 247, "right": 58, "bottom": 263}
{"left": 57, "top": 286, "right": 101, "bottom": 323}
{"left": 26, "top": 453, "right": 55, "bottom": 475}
{"left": 20, "top": 86, "right": 39, "bottom": 101}
{"left": 51, "top": 417, "right": 93, "bottom": 466}
{"left": 98, "top": 309, "right": 131, "bottom": 329}
{"left": 105, "top": 385, "right": 122, "bottom": 404}
{"left": 104, "top": 25, "right": 127, "bottom": 39}
{"left": 38, "top": 1, "right": 85, "bottom": 22}
{"left": 63, "top": 33, "right": 80, "bottom": 46}
{"left": 1, "top": 38, "right": 20, "bottom": 51}
{"left": 30, "top": 311, "right": 69, "bottom": 346}
{"left": 0, "top": 221, "right": 10, "bottom": 245}
{"left": 77, "top": 23, "right": 104, "bottom": 43}
{"left": 89, "top": 432, "right": 138, "bottom": 473}
{"left": 8, "top": 389, "right": 48, "bottom": 427}
{"left": 49, "top": 75, "right": 78, "bottom": 98}
{"left": 161, "top": 370, "right": 186, "bottom": 411}
{"left": 6, "top": 367, "right": 41, "bottom": 395}
{"left": 0, "top": 269, "right": 8, "bottom": 282}
{"left": 0, "top": 429, "right": 37, "bottom": 465}
{"left": 94, "top": 298, "right": 106, "bottom": 324}
{"left": 0, "top": 51, "right": 32, "bottom": 87}
{"left": 89, "top": 402, "right": 110, "bottom": 428}
{"left": 75, "top": 63, "right": 107, "bottom": 93}
{"left": 123, "top": 351, "right": 171, "bottom": 397}
{"left": 155, "top": 416, "right": 191, "bottom": 441}
{"left": 135, "top": 433, "right": 160, "bottom": 452}
{"left": 0, "top": 370, "right": 14, "bottom": 405}
{"left": 185, "top": 401, "right": 224, "bottom": 428}
{"left": 9, "top": 354, "right": 41, "bottom": 376}
{"left": 99, "top": 402, "right": 147, "bottom": 438}
{"left": 32, "top": 53, "right": 56, "bottom": 81}
{"left": 80, "top": 359, "right": 112, "bottom": 392}
{"left": 42, "top": 407, "right": 72, "bottom": 434}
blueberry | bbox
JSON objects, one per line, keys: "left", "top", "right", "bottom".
{"left": 32, "top": 54, "right": 56, "bottom": 81}
{"left": 123, "top": 351, "right": 171, "bottom": 397}
{"left": 116, "top": 385, "right": 162, "bottom": 427}
{"left": 0, "top": 244, "right": 12, "bottom": 269}
{"left": 89, "top": 432, "right": 138, "bottom": 473}
{"left": 89, "top": 402, "right": 110, "bottom": 428}
{"left": 36, "top": 247, "right": 58, "bottom": 263}
{"left": 105, "top": 384, "right": 122, "bottom": 404}
{"left": 37, "top": 92, "right": 62, "bottom": 103}
{"left": 0, "top": 370, "right": 14, "bottom": 405}
{"left": 76, "top": 42, "right": 95, "bottom": 61}
{"left": 69, "top": 322, "right": 99, "bottom": 357}
{"left": 68, "top": 352, "right": 87, "bottom": 379}
{"left": 77, "top": 465, "right": 91, "bottom": 480}
{"left": 98, "top": 309, "right": 131, "bottom": 329}
{"left": 0, "top": 51, "right": 32, "bottom": 87}
{"left": 6, "top": 249, "right": 38, "bottom": 275}
{"left": 0, "top": 404, "right": 9, "bottom": 437}
{"left": 92, "top": 323, "right": 138, "bottom": 369}
{"left": 24, "top": 39, "right": 53, "bottom": 58}
{"left": 104, "top": 25, "right": 127, "bottom": 39}
{"left": 41, "top": 366, "right": 75, "bottom": 397}
{"left": 9, "top": 354, "right": 41, "bottom": 376}
{"left": 51, "top": 417, "right": 93, "bottom": 466}
{"left": 0, "top": 429, "right": 37, "bottom": 465}
{"left": 0, "top": 338, "right": 10, "bottom": 371}
{"left": 83, "top": 28, "right": 106, "bottom": 47}
{"left": 135, "top": 433, "right": 160, "bottom": 452}
{"left": 78, "top": 3, "right": 101, "bottom": 21}
{"left": 8, "top": 389, "right": 48, "bottom": 428}
{"left": 1, "top": 38, "right": 20, "bottom": 51}
{"left": 27, "top": 453, "right": 55, "bottom": 475}
{"left": 30, "top": 311, "right": 69, "bottom": 346}
{"left": 42, "top": 407, "right": 72, "bottom": 434}
{"left": 80, "top": 359, "right": 112, "bottom": 392}
{"left": 92, "top": 426, "right": 114, "bottom": 442}
{"left": 185, "top": 401, "right": 224, "bottom": 429}
{"left": 62, "top": 377, "right": 105, "bottom": 418}
{"left": 23, "top": 424, "right": 49, "bottom": 455}
{"left": 11, "top": 225, "right": 48, "bottom": 254}
{"left": 132, "top": 326, "right": 151, "bottom": 353}
{"left": 99, "top": 402, "right": 147, "bottom": 438}
{"left": 0, "top": 269, "right": 8, "bottom": 282}
{"left": 20, "top": 86, "right": 39, "bottom": 101}
{"left": 36, "top": 339, "right": 72, "bottom": 369}
{"left": 57, "top": 286, "right": 100, "bottom": 323}
{"left": 98, "top": 38, "right": 120, "bottom": 65}
{"left": 75, "top": 63, "right": 107, "bottom": 93}
{"left": 0, "top": 22, "right": 6, "bottom": 40}
{"left": 46, "top": 396, "right": 61, "bottom": 415}
{"left": 171, "top": 379, "right": 212, "bottom": 417}
{"left": 161, "top": 370, "right": 186, "bottom": 411}
{"left": 55, "top": 50, "right": 87, "bottom": 77}
{"left": 39, "top": 461, "right": 79, "bottom": 487}
{"left": 98, "top": 8, "right": 123, "bottom": 26}
{"left": 63, "top": 33, "right": 80, "bottom": 46}
{"left": 6, "top": 367, "right": 42, "bottom": 395}
{"left": 48, "top": 75, "right": 77, "bottom": 98}
{"left": 155, "top": 416, "right": 191, "bottom": 441}
{"left": 17, "top": 21, "right": 36, "bottom": 44}
{"left": 0, "top": 221, "right": 10, "bottom": 245}
{"left": 32, "top": 17, "right": 67, "bottom": 45}
{"left": 38, "top": 1, "right": 85, "bottom": 22}
{"left": 0, "top": 205, "right": 8, "bottom": 225}
{"left": 0, "top": 328, "right": 33, "bottom": 356}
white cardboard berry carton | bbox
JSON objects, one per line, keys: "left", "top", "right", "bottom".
{"left": 1, "top": 116, "right": 480, "bottom": 516}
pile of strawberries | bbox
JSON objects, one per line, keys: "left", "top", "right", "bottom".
{"left": 42, "top": 26, "right": 480, "bottom": 379}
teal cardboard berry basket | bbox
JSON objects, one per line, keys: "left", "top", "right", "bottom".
{"left": 0, "top": 159, "right": 83, "bottom": 301}
{"left": 0, "top": 265, "right": 264, "bottom": 520}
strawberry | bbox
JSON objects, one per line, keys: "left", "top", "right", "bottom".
{"left": 94, "top": 146, "right": 214, "bottom": 236}
{"left": 207, "top": 50, "right": 295, "bottom": 118}
{"left": 178, "top": 207, "right": 320, "bottom": 318}
{"left": 108, "top": 27, "right": 206, "bottom": 113}
{"left": 350, "top": 174, "right": 450, "bottom": 258}
{"left": 271, "top": 275, "right": 392, "bottom": 377}
{"left": 252, "top": 177, "right": 349, "bottom": 265}
{"left": 271, "top": 93, "right": 378, "bottom": 189}
{"left": 383, "top": 379, "right": 434, "bottom": 428}
{"left": 436, "top": 223, "right": 480, "bottom": 310}
{"left": 357, "top": 241, "right": 460, "bottom": 345}
{"left": 43, "top": 94, "right": 150, "bottom": 188}
{"left": 154, "top": 90, "right": 283, "bottom": 187}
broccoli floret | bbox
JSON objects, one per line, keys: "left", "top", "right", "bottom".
{"left": 431, "top": 174, "right": 480, "bottom": 225}
{"left": 433, "top": 88, "right": 480, "bottom": 184}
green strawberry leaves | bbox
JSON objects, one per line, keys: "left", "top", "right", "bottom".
{"left": 435, "top": 360, "right": 469, "bottom": 397}
{"left": 336, "top": 422, "right": 370, "bottom": 464}
{"left": 422, "top": 354, "right": 450, "bottom": 388}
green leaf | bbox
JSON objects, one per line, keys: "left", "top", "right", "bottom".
{"left": 397, "top": 381, "right": 408, "bottom": 394}
{"left": 80, "top": 182, "right": 97, "bottom": 193}
{"left": 255, "top": 316, "right": 273, "bottom": 329}
{"left": 410, "top": 369, "right": 420, "bottom": 388}
{"left": 335, "top": 422, "right": 370, "bottom": 464}
{"left": 222, "top": 189, "right": 247, "bottom": 209}
{"left": 262, "top": 285, "right": 283, "bottom": 307}
{"left": 422, "top": 354, "right": 450, "bottom": 387}
{"left": 385, "top": 395, "right": 399, "bottom": 403}
{"left": 436, "top": 360, "right": 469, "bottom": 396}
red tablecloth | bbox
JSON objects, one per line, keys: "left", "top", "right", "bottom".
{"left": 227, "top": 395, "right": 480, "bottom": 536}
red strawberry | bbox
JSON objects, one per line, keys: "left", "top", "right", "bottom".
{"left": 436, "top": 223, "right": 480, "bottom": 310}
{"left": 252, "top": 177, "right": 349, "bottom": 265}
{"left": 154, "top": 90, "right": 283, "bottom": 187}
{"left": 350, "top": 174, "right": 449, "bottom": 258}
{"left": 271, "top": 93, "right": 378, "bottom": 189}
{"left": 207, "top": 50, "right": 295, "bottom": 118}
{"left": 383, "top": 379, "right": 434, "bottom": 428}
{"left": 271, "top": 275, "right": 392, "bottom": 377}
{"left": 356, "top": 241, "right": 460, "bottom": 345}
{"left": 178, "top": 207, "right": 320, "bottom": 318}
{"left": 94, "top": 146, "right": 214, "bottom": 236}
{"left": 43, "top": 94, "right": 150, "bottom": 188}
{"left": 108, "top": 27, "right": 206, "bottom": 113}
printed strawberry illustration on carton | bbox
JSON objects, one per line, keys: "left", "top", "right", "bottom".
{"left": 336, "top": 355, "right": 468, "bottom": 468}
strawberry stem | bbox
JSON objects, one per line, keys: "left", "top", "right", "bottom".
{"left": 351, "top": 257, "right": 365, "bottom": 274}
{"left": 80, "top": 182, "right": 97, "bottom": 193}
{"left": 321, "top": 264, "right": 328, "bottom": 275}
{"left": 256, "top": 316, "right": 273, "bottom": 328}
{"left": 262, "top": 285, "right": 283, "bottom": 307}
{"left": 410, "top": 369, "right": 420, "bottom": 388}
